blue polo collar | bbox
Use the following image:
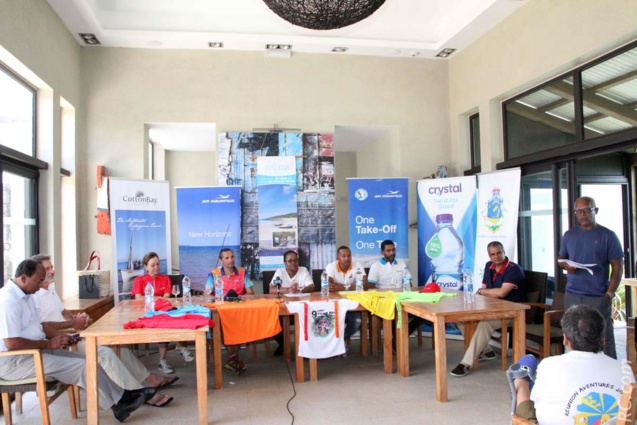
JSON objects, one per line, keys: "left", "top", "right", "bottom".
{"left": 380, "top": 258, "right": 397, "bottom": 265}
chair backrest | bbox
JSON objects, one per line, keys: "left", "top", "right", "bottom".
{"left": 523, "top": 270, "right": 548, "bottom": 324}
{"left": 262, "top": 270, "right": 275, "bottom": 295}
{"left": 549, "top": 275, "right": 567, "bottom": 328}
{"left": 312, "top": 269, "right": 323, "bottom": 289}
{"left": 168, "top": 274, "right": 185, "bottom": 293}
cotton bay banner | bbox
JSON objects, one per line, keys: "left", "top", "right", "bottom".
{"left": 417, "top": 176, "right": 477, "bottom": 289}
{"left": 175, "top": 186, "right": 241, "bottom": 291}
{"left": 257, "top": 156, "right": 298, "bottom": 271}
{"left": 348, "top": 178, "right": 409, "bottom": 267}
{"left": 109, "top": 178, "right": 171, "bottom": 302}
{"left": 474, "top": 169, "right": 521, "bottom": 280}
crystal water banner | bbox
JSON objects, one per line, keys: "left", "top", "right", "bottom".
{"left": 474, "top": 169, "right": 521, "bottom": 279}
{"left": 109, "top": 178, "right": 172, "bottom": 302}
{"left": 257, "top": 156, "right": 298, "bottom": 271}
{"left": 417, "top": 177, "right": 477, "bottom": 289}
{"left": 175, "top": 186, "right": 242, "bottom": 291}
{"left": 347, "top": 178, "right": 409, "bottom": 267}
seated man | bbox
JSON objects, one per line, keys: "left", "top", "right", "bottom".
{"left": 31, "top": 254, "right": 175, "bottom": 406}
{"left": 451, "top": 241, "right": 526, "bottom": 377}
{"left": 509, "top": 304, "right": 634, "bottom": 424}
{"left": 269, "top": 250, "right": 314, "bottom": 356}
{"left": 207, "top": 248, "right": 254, "bottom": 374}
{"left": 325, "top": 246, "right": 372, "bottom": 355}
{"left": 0, "top": 259, "right": 155, "bottom": 422}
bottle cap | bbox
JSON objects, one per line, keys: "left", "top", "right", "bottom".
{"left": 435, "top": 213, "right": 454, "bottom": 223}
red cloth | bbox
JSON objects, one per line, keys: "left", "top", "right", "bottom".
{"left": 131, "top": 274, "right": 172, "bottom": 298}
{"left": 123, "top": 314, "right": 213, "bottom": 330}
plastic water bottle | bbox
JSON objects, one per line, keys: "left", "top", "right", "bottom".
{"left": 182, "top": 276, "right": 192, "bottom": 306}
{"left": 144, "top": 281, "right": 154, "bottom": 312}
{"left": 402, "top": 267, "right": 412, "bottom": 292}
{"left": 463, "top": 268, "right": 475, "bottom": 304}
{"left": 426, "top": 213, "right": 464, "bottom": 288}
{"left": 214, "top": 275, "right": 224, "bottom": 304}
{"left": 355, "top": 268, "right": 364, "bottom": 293}
{"left": 321, "top": 270, "right": 329, "bottom": 299}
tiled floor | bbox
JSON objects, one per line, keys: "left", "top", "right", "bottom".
{"left": 6, "top": 325, "right": 629, "bottom": 424}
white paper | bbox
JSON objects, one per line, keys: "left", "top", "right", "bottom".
{"left": 283, "top": 293, "right": 310, "bottom": 298}
{"left": 558, "top": 259, "right": 596, "bottom": 275}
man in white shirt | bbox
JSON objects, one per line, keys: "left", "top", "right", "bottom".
{"left": 510, "top": 304, "right": 634, "bottom": 424}
{"left": 0, "top": 259, "right": 155, "bottom": 421}
{"left": 325, "top": 246, "right": 371, "bottom": 347}
{"left": 367, "top": 240, "right": 405, "bottom": 289}
{"left": 31, "top": 254, "right": 176, "bottom": 405}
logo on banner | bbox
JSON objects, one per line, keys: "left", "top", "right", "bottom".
{"left": 207, "top": 194, "right": 235, "bottom": 204}
{"left": 354, "top": 188, "right": 368, "bottom": 201}
{"left": 122, "top": 190, "right": 158, "bottom": 205}
{"left": 375, "top": 190, "right": 403, "bottom": 199}
{"left": 482, "top": 187, "right": 504, "bottom": 233}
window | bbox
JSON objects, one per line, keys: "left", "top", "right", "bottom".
{"left": 469, "top": 113, "right": 481, "bottom": 170}
{"left": 0, "top": 65, "right": 36, "bottom": 156}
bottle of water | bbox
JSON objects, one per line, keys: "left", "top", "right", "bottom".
{"left": 355, "top": 268, "right": 364, "bottom": 293}
{"left": 463, "top": 268, "right": 474, "bottom": 304}
{"left": 402, "top": 267, "right": 412, "bottom": 292}
{"left": 214, "top": 275, "right": 224, "bottom": 304}
{"left": 182, "top": 275, "right": 192, "bottom": 306}
{"left": 144, "top": 281, "right": 154, "bottom": 312}
{"left": 426, "top": 214, "right": 464, "bottom": 288}
{"left": 321, "top": 270, "right": 329, "bottom": 299}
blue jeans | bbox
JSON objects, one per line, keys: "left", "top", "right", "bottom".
{"left": 344, "top": 312, "right": 360, "bottom": 340}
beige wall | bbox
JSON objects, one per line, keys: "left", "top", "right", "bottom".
{"left": 334, "top": 151, "right": 357, "bottom": 249}
{"left": 80, "top": 48, "right": 450, "bottom": 270}
{"left": 449, "top": 0, "right": 637, "bottom": 174}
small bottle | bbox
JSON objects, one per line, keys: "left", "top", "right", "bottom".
{"left": 402, "top": 267, "right": 412, "bottom": 292}
{"left": 463, "top": 268, "right": 474, "bottom": 304}
{"left": 182, "top": 275, "right": 192, "bottom": 306}
{"left": 144, "top": 281, "right": 154, "bottom": 313}
{"left": 273, "top": 275, "right": 282, "bottom": 297}
{"left": 214, "top": 275, "right": 224, "bottom": 304}
{"left": 355, "top": 268, "right": 364, "bottom": 293}
{"left": 321, "top": 269, "right": 329, "bottom": 299}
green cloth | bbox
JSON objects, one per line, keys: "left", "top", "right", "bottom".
{"left": 394, "top": 291, "right": 457, "bottom": 328}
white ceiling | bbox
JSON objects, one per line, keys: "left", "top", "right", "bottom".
{"left": 47, "top": 0, "right": 528, "bottom": 59}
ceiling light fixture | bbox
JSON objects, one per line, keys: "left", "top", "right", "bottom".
{"left": 208, "top": 42, "right": 224, "bottom": 48}
{"left": 435, "top": 48, "right": 456, "bottom": 58}
{"left": 332, "top": 47, "right": 348, "bottom": 53}
{"left": 266, "top": 44, "right": 292, "bottom": 50}
{"left": 262, "top": 0, "right": 387, "bottom": 30}
{"left": 79, "top": 33, "right": 101, "bottom": 45}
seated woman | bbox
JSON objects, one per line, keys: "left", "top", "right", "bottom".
{"left": 132, "top": 252, "right": 194, "bottom": 374}
{"left": 269, "top": 250, "right": 314, "bottom": 356}
{"left": 206, "top": 248, "right": 254, "bottom": 374}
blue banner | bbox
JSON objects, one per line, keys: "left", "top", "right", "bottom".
{"left": 348, "top": 178, "right": 409, "bottom": 267}
{"left": 176, "top": 186, "right": 242, "bottom": 289}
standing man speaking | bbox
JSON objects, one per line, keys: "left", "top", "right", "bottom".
{"left": 558, "top": 196, "right": 623, "bottom": 359}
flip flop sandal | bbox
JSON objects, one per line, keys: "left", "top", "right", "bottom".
{"left": 145, "top": 393, "right": 174, "bottom": 408}
{"left": 157, "top": 376, "right": 179, "bottom": 389}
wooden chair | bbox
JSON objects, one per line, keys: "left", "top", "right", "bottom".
{"left": 523, "top": 276, "right": 566, "bottom": 359}
{"left": 0, "top": 350, "right": 78, "bottom": 425}
{"left": 262, "top": 270, "right": 275, "bottom": 295}
{"left": 511, "top": 383, "right": 635, "bottom": 425}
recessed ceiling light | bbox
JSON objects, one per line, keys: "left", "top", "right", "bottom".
{"left": 266, "top": 44, "right": 292, "bottom": 50}
{"left": 208, "top": 42, "right": 224, "bottom": 48}
{"left": 410, "top": 51, "right": 420, "bottom": 57}
{"left": 79, "top": 33, "right": 101, "bottom": 45}
{"left": 332, "top": 47, "right": 348, "bottom": 53}
{"left": 435, "top": 48, "right": 456, "bottom": 58}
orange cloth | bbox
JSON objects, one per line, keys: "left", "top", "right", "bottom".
{"left": 205, "top": 299, "right": 283, "bottom": 345}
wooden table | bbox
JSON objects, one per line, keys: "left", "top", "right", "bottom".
{"left": 395, "top": 294, "right": 529, "bottom": 402}
{"left": 622, "top": 278, "right": 637, "bottom": 317}
{"left": 63, "top": 295, "right": 115, "bottom": 322}
{"left": 80, "top": 300, "right": 209, "bottom": 424}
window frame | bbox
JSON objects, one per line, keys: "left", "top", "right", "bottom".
{"left": 465, "top": 113, "right": 481, "bottom": 176}
{"left": 0, "top": 62, "right": 37, "bottom": 158}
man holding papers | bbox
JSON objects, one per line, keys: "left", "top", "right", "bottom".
{"left": 558, "top": 196, "right": 623, "bottom": 358}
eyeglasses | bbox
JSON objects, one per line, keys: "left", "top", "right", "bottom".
{"left": 573, "top": 207, "right": 596, "bottom": 216}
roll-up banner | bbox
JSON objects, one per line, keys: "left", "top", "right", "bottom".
{"left": 109, "top": 178, "right": 172, "bottom": 302}
{"left": 257, "top": 156, "right": 298, "bottom": 271}
{"left": 475, "top": 168, "right": 521, "bottom": 279}
{"left": 175, "top": 186, "right": 242, "bottom": 291}
{"left": 347, "top": 178, "right": 409, "bottom": 267}
{"left": 417, "top": 177, "right": 477, "bottom": 289}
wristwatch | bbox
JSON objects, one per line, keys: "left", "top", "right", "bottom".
{"left": 606, "top": 291, "right": 616, "bottom": 299}
{"left": 477, "top": 288, "right": 482, "bottom": 295}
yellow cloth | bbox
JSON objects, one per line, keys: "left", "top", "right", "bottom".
{"left": 342, "top": 290, "right": 398, "bottom": 320}
{"left": 205, "top": 299, "right": 282, "bottom": 345}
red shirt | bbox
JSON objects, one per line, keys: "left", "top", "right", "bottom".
{"left": 131, "top": 274, "right": 172, "bottom": 297}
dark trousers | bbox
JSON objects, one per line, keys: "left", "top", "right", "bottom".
{"left": 564, "top": 292, "right": 617, "bottom": 359}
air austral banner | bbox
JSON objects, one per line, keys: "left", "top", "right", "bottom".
{"left": 175, "top": 186, "right": 241, "bottom": 291}
{"left": 348, "top": 178, "right": 408, "bottom": 267}
{"left": 257, "top": 156, "right": 298, "bottom": 271}
{"left": 417, "top": 177, "right": 477, "bottom": 289}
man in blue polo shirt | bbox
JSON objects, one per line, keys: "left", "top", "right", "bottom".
{"left": 368, "top": 240, "right": 405, "bottom": 289}
{"left": 451, "top": 241, "right": 526, "bottom": 377}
